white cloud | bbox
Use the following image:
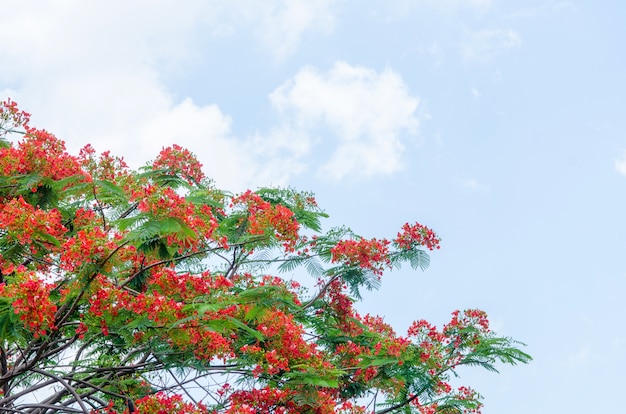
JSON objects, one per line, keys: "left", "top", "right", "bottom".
{"left": 465, "top": 179, "right": 480, "bottom": 190}
{"left": 564, "top": 346, "right": 590, "bottom": 369}
{"left": 132, "top": 100, "right": 308, "bottom": 190}
{"left": 506, "top": 1, "right": 575, "bottom": 19}
{"left": 460, "top": 177, "right": 489, "bottom": 192}
{"left": 0, "top": 3, "right": 418, "bottom": 188}
{"left": 270, "top": 62, "right": 420, "bottom": 179}
{"left": 425, "top": 0, "right": 492, "bottom": 12}
{"left": 390, "top": 0, "right": 492, "bottom": 15}
{"left": 0, "top": 0, "right": 341, "bottom": 190}
{"left": 462, "top": 29, "right": 522, "bottom": 61}
{"left": 0, "top": 1, "right": 338, "bottom": 69}
{"left": 242, "top": 127, "right": 312, "bottom": 185}
{"left": 253, "top": 0, "right": 338, "bottom": 61}
{"left": 615, "top": 150, "right": 626, "bottom": 176}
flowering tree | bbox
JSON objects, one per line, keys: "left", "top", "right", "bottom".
{"left": 0, "top": 99, "right": 530, "bottom": 414}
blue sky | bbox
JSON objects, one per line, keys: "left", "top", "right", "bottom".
{"left": 1, "top": 1, "right": 625, "bottom": 412}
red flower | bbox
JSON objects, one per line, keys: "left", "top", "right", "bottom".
{"left": 331, "top": 238, "right": 391, "bottom": 275}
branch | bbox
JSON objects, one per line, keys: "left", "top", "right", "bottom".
{"left": 154, "top": 355, "right": 199, "bottom": 405}
{"left": 299, "top": 274, "right": 341, "bottom": 311}
{"left": 118, "top": 240, "right": 254, "bottom": 289}
{"left": 375, "top": 393, "right": 420, "bottom": 414}
{"left": 19, "top": 403, "right": 84, "bottom": 413}
{"left": 92, "top": 184, "right": 107, "bottom": 229}
{"left": 54, "top": 238, "right": 130, "bottom": 327}
{"left": 224, "top": 246, "right": 241, "bottom": 280}
{"left": 30, "top": 368, "right": 90, "bottom": 414}
{"left": 0, "top": 379, "right": 57, "bottom": 407}
{"left": 0, "top": 346, "right": 8, "bottom": 397}
{"left": 375, "top": 365, "right": 456, "bottom": 414}
{"left": 116, "top": 201, "right": 139, "bottom": 220}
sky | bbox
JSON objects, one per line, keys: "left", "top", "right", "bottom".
{"left": 1, "top": 1, "right": 625, "bottom": 412}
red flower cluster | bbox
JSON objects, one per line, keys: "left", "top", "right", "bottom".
{"left": 232, "top": 190, "right": 300, "bottom": 251}
{"left": 411, "top": 386, "right": 482, "bottom": 414}
{"left": 0, "top": 270, "right": 57, "bottom": 338}
{"left": 60, "top": 227, "right": 120, "bottom": 272}
{"left": 0, "top": 98, "right": 31, "bottom": 137}
{"left": 79, "top": 144, "right": 129, "bottom": 183}
{"left": 0, "top": 196, "right": 66, "bottom": 247}
{"left": 251, "top": 309, "right": 322, "bottom": 374}
{"left": 134, "top": 185, "right": 219, "bottom": 244}
{"left": 105, "top": 392, "right": 207, "bottom": 414}
{"left": 445, "top": 309, "right": 490, "bottom": 334}
{"left": 394, "top": 222, "right": 441, "bottom": 251}
{"left": 152, "top": 144, "right": 205, "bottom": 185}
{"left": 330, "top": 237, "right": 391, "bottom": 275}
{"left": 148, "top": 268, "right": 232, "bottom": 300}
{"left": 228, "top": 386, "right": 338, "bottom": 414}
{"left": 322, "top": 278, "right": 360, "bottom": 333}
{"left": 0, "top": 126, "right": 82, "bottom": 182}
{"left": 86, "top": 271, "right": 239, "bottom": 361}
{"left": 228, "top": 387, "right": 298, "bottom": 413}
{"left": 407, "top": 309, "right": 492, "bottom": 383}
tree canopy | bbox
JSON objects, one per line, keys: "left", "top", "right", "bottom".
{"left": 0, "top": 99, "right": 530, "bottom": 413}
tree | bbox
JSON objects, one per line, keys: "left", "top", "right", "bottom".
{"left": 0, "top": 99, "right": 530, "bottom": 414}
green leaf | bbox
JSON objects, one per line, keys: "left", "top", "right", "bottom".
{"left": 33, "top": 230, "right": 61, "bottom": 247}
{"left": 158, "top": 217, "right": 182, "bottom": 233}
{"left": 358, "top": 357, "right": 399, "bottom": 368}
{"left": 244, "top": 305, "right": 268, "bottom": 321}
{"left": 409, "top": 249, "right": 431, "bottom": 271}
{"left": 300, "top": 376, "right": 339, "bottom": 388}
{"left": 115, "top": 215, "right": 146, "bottom": 231}
{"left": 95, "top": 179, "right": 125, "bottom": 196}
{"left": 17, "top": 173, "right": 44, "bottom": 192}
{"left": 0, "top": 301, "right": 20, "bottom": 343}
{"left": 94, "top": 179, "right": 128, "bottom": 203}
{"left": 182, "top": 303, "right": 222, "bottom": 315}
{"left": 282, "top": 370, "right": 341, "bottom": 388}
{"left": 123, "top": 316, "right": 152, "bottom": 330}
{"left": 224, "top": 316, "right": 264, "bottom": 341}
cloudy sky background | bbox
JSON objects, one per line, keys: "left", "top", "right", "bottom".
{"left": 2, "top": 1, "right": 625, "bottom": 412}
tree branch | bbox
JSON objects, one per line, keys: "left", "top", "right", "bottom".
{"left": 30, "top": 368, "right": 90, "bottom": 414}
{"left": 300, "top": 274, "right": 341, "bottom": 311}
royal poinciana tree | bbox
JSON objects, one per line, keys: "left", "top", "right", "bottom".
{"left": 0, "top": 99, "right": 530, "bottom": 414}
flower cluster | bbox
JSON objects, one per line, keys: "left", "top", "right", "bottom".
{"left": 228, "top": 386, "right": 338, "bottom": 414}
{"left": 408, "top": 309, "right": 492, "bottom": 377}
{"left": 330, "top": 237, "right": 391, "bottom": 275}
{"left": 247, "top": 309, "right": 322, "bottom": 376}
{"left": 444, "top": 309, "right": 490, "bottom": 334}
{"left": 124, "top": 392, "right": 207, "bottom": 414}
{"left": 411, "top": 386, "right": 482, "bottom": 414}
{"left": 394, "top": 222, "right": 441, "bottom": 251}
{"left": 321, "top": 278, "right": 360, "bottom": 333}
{"left": 0, "top": 126, "right": 83, "bottom": 181}
{"left": 79, "top": 144, "right": 129, "bottom": 183}
{"left": 0, "top": 98, "right": 31, "bottom": 138}
{"left": 148, "top": 268, "right": 232, "bottom": 300}
{"left": 0, "top": 196, "right": 66, "bottom": 247}
{"left": 134, "top": 184, "right": 219, "bottom": 245}
{"left": 232, "top": 190, "right": 300, "bottom": 251}
{"left": 60, "top": 227, "right": 120, "bottom": 272}
{"left": 86, "top": 272, "right": 239, "bottom": 361}
{"left": 152, "top": 144, "right": 205, "bottom": 185}
{"left": 228, "top": 387, "right": 298, "bottom": 413}
{"left": 0, "top": 270, "right": 57, "bottom": 338}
